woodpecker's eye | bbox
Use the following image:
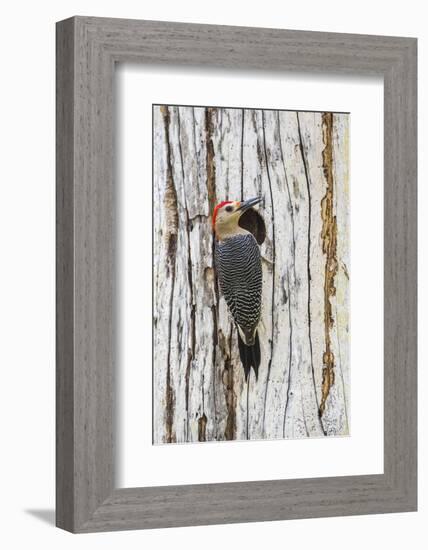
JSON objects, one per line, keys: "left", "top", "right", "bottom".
{"left": 225, "top": 205, "right": 233, "bottom": 212}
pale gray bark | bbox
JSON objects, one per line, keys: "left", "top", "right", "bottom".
{"left": 153, "top": 105, "right": 350, "bottom": 444}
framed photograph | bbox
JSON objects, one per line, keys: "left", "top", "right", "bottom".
{"left": 56, "top": 16, "right": 417, "bottom": 532}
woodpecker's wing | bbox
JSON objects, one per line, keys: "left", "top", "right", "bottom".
{"left": 214, "top": 233, "right": 262, "bottom": 342}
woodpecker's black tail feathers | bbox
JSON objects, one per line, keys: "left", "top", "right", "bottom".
{"left": 237, "top": 329, "right": 260, "bottom": 382}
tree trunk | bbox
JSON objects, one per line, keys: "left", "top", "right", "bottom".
{"left": 153, "top": 105, "right": 349, "bottom": 444}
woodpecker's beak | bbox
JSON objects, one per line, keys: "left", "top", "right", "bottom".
{"left": 237, "top": 196, "right": 262, "bottom": 213}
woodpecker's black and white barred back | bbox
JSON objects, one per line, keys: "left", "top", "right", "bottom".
{"left": 213, "top": 197, "right": 263, "bottom": 381}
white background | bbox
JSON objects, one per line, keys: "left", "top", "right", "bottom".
{"left": 0, "top": 1, "right": 425, "bottom": 549}
{"left": 118, "top": 67, "right": 384, "bottom": 487}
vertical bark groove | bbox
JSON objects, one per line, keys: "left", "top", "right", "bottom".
{"left": 198, "top": 413, "right": 207, "bottom": 442}
{"left": 261, "top": 110, "right": 276, "bottom": 436}
{"left": 296, "top": 112, "right": 326, "bottom": 435}
{"left": 160, "top": 105, "right": 178, "bottom": 443}
{"left": 282, "top": 270, "right": 293, "bottom": 437}
{"left": 177, "top": 110, "right": 196, "bottom": 442}
{"left": 223, "top": 325, "right": 236, "bottom": 440}
{"left": 319, "top": 112, "right": 338, "bottom": 417}
{"left": 205, "top": 107, "right": 217, "bottom": 213}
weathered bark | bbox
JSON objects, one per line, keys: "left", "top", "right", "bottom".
{"left": 153, "top": 105, "right": 350, "bottom": 444}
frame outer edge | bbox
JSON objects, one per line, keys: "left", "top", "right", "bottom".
{"left": 400, "top": 37, "right": 417, "bottom": 508}
{"left": 411, "top": 38, "right": 418, "bottom": 511}
{"left": 71, "top": 16, "right": 116, "bottom": 532}
{"left": 383, "top": 38, "right": 417, "bottom": 511}
{"left": 56, "top": 16, "right": 76, "bottom": 532}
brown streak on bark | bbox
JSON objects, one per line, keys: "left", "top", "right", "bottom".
{"left": 198, "top": 413, "right": 208, "bottom": 442}
{"left": 205, "top": 107, "right": 217, "bottom": 214}
{"left": 319, "top": 112, "right": 338, "bottom": 417}
{"left": 220, "top": 326, "right": 236, "bottom": 440}
{"left": 161, "top": 105, "right": 178, "bottom": 443}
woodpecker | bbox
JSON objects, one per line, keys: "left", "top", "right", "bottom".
{"left": 213, "top": 197, "right": 263, "bottom": 381}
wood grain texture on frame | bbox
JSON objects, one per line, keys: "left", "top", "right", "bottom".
{"left": 56, "top": 16, "right": 417, "bottom": 532}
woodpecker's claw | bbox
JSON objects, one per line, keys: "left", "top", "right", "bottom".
{"left": 238, "top": 196, "right": 263, "bottom": 213}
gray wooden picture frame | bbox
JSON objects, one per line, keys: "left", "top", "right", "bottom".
{"left": 56, "top": 16, "right": 417, "bottom": 533}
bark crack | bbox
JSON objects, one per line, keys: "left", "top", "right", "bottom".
{"left": 223, "top": 325, "right": 236, "bottom": 440}
{"left": 177, "top": 110, "right": 196, "bottom": 442}
{"left": 240, "top": 108, "right": 245, "bottom": 201}
{"left": 296, "top": 113, "right": 326, "bottom": 435}
{"left": 319, "top": 112, "right": 338, "bottom": 418}
{"left": 261, "top": 110, "right": 276, "bottom": 436}
{"left": 205, "top": 109, "right": 226, "bottom": 440}
{"left": 205, "top": 107, "right": 217, "bottom": 214}
{"left": 198, "top": 372, "right": 207, "bottom": 442}
{"left": 246, "top": 371, "right": 250, "bottom": 439}
{"left": 282, "top": 269, "right": 293, "bottom": 438}
{"left": 161, "top": 105, "right": 178, "bottom": 443}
